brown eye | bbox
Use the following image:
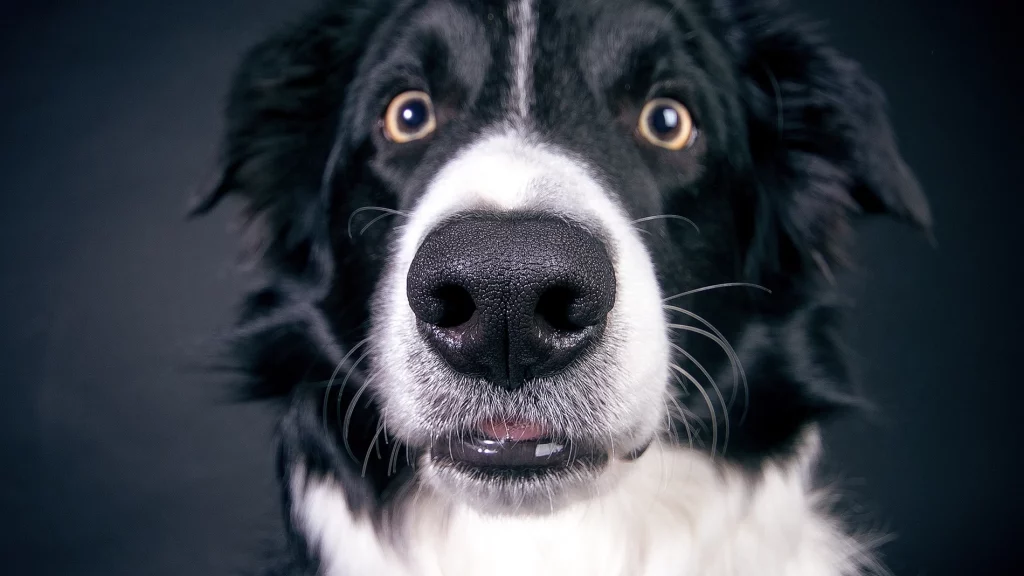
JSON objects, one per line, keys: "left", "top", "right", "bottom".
{"left": 638, "top": 98, "right": 695, "bottom": 150}
{"left": 383, "top": 91, "right": 437, "bottom": 143}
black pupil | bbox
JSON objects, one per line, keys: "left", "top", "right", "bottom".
{"left": 648, "top": 105, "right": 680, "bottom": 137}
{"left": 399, "top": 99, "right": 428, "bottom": 130}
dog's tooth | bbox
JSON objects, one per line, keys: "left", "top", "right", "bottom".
{"left": 535, "top": 443, "right": 565, "bottom": 458}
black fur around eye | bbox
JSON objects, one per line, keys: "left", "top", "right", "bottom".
{"left": 638, "top": 98, "right": 694, "bottom": 150}
{"left": 384, "top": 91, "right": 436, "bottom": 143}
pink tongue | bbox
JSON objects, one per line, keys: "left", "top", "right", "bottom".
{"left": 479, "top": 420, "right": 547, "bottom": 442}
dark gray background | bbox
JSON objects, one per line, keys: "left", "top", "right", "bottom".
{"left": 1, "top": 1, "right": 1020, "bottom": 575}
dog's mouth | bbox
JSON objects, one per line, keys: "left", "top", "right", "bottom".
{"left": 429, "top": 420, "right": 606, "bottom": 471}
{"left": 424, "top": 418, "right": 644, "bottom": 513}
{"left": 421, "top": 416, "right": 622, "bottom": 510}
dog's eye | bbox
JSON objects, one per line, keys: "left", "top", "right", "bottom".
{"left": 638, "top": 98, "right": 695, "bottom": 150}
{"left": 383, "top": 91, "right": 437, "bottom": 143}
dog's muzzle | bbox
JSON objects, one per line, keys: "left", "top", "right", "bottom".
{"left": 405, "top": 213, "right": 617, "bottom": 470}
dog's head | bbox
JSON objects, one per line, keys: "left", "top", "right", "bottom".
{"left": 193, "top": 0, "right": 929, "bottom": 515}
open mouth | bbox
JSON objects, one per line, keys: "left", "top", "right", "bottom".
{"left": 424, "top": 419, "right": 653, "bottom": 513}
{"left": 429, "top": 420, "right": 609, "bottom": 474}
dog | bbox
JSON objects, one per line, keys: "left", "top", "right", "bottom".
{"left": 191, "top": 0, "right": 931, "bottom": 574}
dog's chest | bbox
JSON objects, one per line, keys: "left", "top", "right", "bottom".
{"left": 295, "top": 442, "right": 866, "bottom": 576}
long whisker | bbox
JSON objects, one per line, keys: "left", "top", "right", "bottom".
{"left": 362, "top": 421, "right": 387, "bottom": 478}
{"left": 632, "top": 214, "right": 701, "bottom": 234}
{"left": 359, "top": 213, "right": 399, "bottom": 236}
{"left": 670, "top": 343, "right": 730, "bottom": 456}
{"left": 334, "top": 349, "right": 373, "bottom": 431}
{"left": 343, "top": 371, "right": 378, "bottom": 463}
{"left": 668, "top": 362, "right": 719, "bottom": 459}
{"left": 347, "top": 206, "right": 410, "bottom": 239}
{"left": 664, "top": 394, "right": 695, "bottom": 451}
{"left": 389, "top": 439, "right": 404, "bottom": 477}
{"left": 661, "top": 400, "right": 677, "bottom": 444}
{"left": 378, "top": 410, "right": 388, "bottom": 461}
{"left": 321, "top": 339, "right": 370, "bottom": 433}
{"left": 666, "top": 358, "right": 689, "bottom": 394}
{"left": 662, "top": 282, "right": 771, "bottom": 303}
{"left": 667, "top": 322, "right": 748, "bottom": 425}
{"left": 666, "top": 366, "right": 714, "bottom": 435}
{"left": 666, "top": 306, "right": 750, "bottom": 424}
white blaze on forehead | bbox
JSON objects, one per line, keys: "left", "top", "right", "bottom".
{"left": 509, "top": 0, "right": 536, "bottom": 124}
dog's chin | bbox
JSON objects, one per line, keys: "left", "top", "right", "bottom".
{"left": 422, "top": 430, "right": 651, "bottom": 515}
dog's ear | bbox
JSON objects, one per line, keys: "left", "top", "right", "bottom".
{"left": 189, "top": 2, "right": 383, "bottom": 276}
{"left": 715, "top": 0, "right": 932, "bottom": 279}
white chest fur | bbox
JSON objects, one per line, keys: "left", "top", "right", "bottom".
{"left": 291, "top": 433, "right": 878, "bottom": 576}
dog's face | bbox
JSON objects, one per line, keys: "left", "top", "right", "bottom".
{"left": 195, "top": 0, "right": 930, "bottom": 516}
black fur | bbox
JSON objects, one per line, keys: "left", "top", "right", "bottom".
{"left": 192, "top": 0, "right": 929, "bottom": 570}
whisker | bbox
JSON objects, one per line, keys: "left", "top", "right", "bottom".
{"left": 666, "top": 360, "right": 689, "bottom": 394}
{"left": 632, "top": 214, "right": 701, "bottom": 234}
{"left": 362, "top": 421, "right": 387, "bottom": 478}
{"left": 389, "top": 439, "right": 403, "bottom": 477}
{"left": 359, "top": 213, "right": 398, "bottom": 236}
{"left": 347, "top": 206, "right": 409, "bottom": 240}
{"left": 386, "top": 419, "right": 401, "bottom": 478}
{"left": 343, "top": 371, "right": 378, "bottom": 463}
{"left": 334, "top": 349, "right": 373, "bottom": 431}
{"left": 670, "top": 343, "right": 730, "bottom": 456}
{"left": 321, "top": 338, "right": 370, "bottom": 434}
{"left": 662, "top": 282, "right": 771, "bottom": 303}
{"left": 666, "top": 306, "right": 751, "bottom": 424}
{"left": 661, "top": 402, "right": 677, "bottom": 444}
{"left": 667, "top": 322, "right": 747, "bottom": 424}
{"left": 668, "top": 362, "right": 718, "bottom": 459}
{"left": 380, "top": 409, "right": 389, "bottom": 458}
{"left": 666, "top": 366, "right": 712, "bottom": 436}
{"left": 664, "top": 394, "right": 695, "bottom": 452}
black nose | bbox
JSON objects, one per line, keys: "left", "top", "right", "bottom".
{"left": 406, "top": 214, "right": 616, "bottom": 389}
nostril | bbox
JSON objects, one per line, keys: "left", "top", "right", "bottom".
{"left": 535, "top": 286, "right": 586, "bottom": 333}
{"left": 433, "top": 284, "right": 476, "bottom": 328}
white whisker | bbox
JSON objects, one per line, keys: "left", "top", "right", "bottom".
{"left": 662, "top": 282, "right": 771, "bottom": 303}
{"left": 668, "top": 362, "right": 719, "bottom": 460}
{"left": 664, "top": 394, "right": 695, "bottom": 452}
{"left": 343, "top": 371, "right": 379, "bottom": 463}
{"left": 334, "top": 349, "right": 373, "bottom": 427}
{"left": 670, "top": 343, "right": 730, "bottom": 456}
{"left": 632, "top": 214, "right": 701, "bottom": 234}
{"left": 347, "top": 206, "right": 410, "bottom": 239}
{"left": 362, "top": 421, "right": 387, "bottom": 478}
{"left": 321, "top": 338, "right": 370, "bottom": 433}
{"left": 388, "top": 437, "right": 404, "bottom": 477}
{"left": 666, "top": 305, "right": 751, "bottom": 424}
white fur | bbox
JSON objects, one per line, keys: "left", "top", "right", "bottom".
{"left": 294, "top": 429, "right": 877, "bottom": 576}
{"left": 374, "top": 130, "right": 670, "bottom": 449}
{"left": 509, "top": 0, "right": 535, "bottom": 123}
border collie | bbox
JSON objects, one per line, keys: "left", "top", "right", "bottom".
{"left": 191, "top": 0, "right": 931, "bottom": 574}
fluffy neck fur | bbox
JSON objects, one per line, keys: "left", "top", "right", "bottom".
{"left": 289, "top": 429, "right": 881, "bottom": 576}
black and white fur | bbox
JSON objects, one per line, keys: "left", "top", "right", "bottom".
{"left": 192, "top": 0, "right": 931, "bottom": 574}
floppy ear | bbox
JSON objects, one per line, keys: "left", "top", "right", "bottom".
{"left": 716, "top": 0, "right": 932, "bottom": 280}
{"left": 189, "top": 2, "right": 383, "bottom": 277}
